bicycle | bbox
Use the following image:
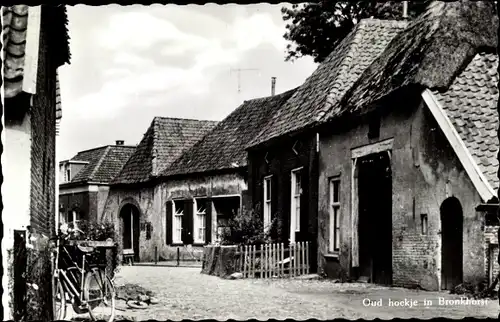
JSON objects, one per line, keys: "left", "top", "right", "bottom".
{"left": 51, "top": 226, "right": 116, "bottom": 321}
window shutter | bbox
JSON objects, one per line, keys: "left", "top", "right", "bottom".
{"left": 299, "top": 169, "right": 307, "bottom": 236}
{"left": 183, "top": 200, "right": 194, "bottom": 245}
{"left": 205, "top": 199, "right": 212, "bottom": 244}
{"left": 166, "top": 201, "right": 172, "bottom": 245}
{"left": 270, "top": 175, "right": 278, "bottom": 240}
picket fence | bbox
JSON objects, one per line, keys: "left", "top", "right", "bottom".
{"left": 235, "top": 241, "right": 310, "bottom": 278}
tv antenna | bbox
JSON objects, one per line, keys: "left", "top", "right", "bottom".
{"left": 230, "top": 68, "right": 260, "bottom": 93}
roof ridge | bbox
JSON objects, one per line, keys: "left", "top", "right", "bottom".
{"left": 153, "top": 116, "right": 219, "bottom": 123}
{"left": 358, "top": 18, "right": 408, "bottom": 28}
{"left": 88, "top": 146, "right": 111, "bottom": 181}
{"left": 71, "top": 145, "right": 109, "bottom": 159}
{"left": 151, "top": 118, "right": 161, "bottom": 176}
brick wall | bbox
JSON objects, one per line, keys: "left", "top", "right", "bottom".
{"left": 30, "top": 9, "right": 57, "bottom": 237}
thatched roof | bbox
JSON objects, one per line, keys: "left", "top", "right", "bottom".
{"left": 331, "top": 0, "right": 498, "bottom": 119}
{"left": 247, "top": 19, "right": 407, "bottom": 148}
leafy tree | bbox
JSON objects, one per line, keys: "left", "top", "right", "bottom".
{"left": 282, "top": 1, "right": 431, "bottom": 63}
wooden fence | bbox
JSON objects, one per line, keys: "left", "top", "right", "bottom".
{"left": 235, "top": 241, "right": 310, "bottom": 278}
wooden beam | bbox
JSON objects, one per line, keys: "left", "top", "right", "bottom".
{"left": 421, "top": 89, "right": 495, "bottom": 202}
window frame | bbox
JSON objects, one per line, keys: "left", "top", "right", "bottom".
{"left": 263, "top": 175, "right": 272, "bottom": 231}
{"left": 329, "top": 177, "right": 341, "bottom": 253}
{"left": 65, "top": 165, "right": 71, "bottom": 183}
{"left": 172, "top": 200, "right": 184, "bottom": 244}
{"left": 291, "top": 167, "right": 303, "bottom": 238}
{"left": 193, "top": 198, "right": 207, "bottom": 244}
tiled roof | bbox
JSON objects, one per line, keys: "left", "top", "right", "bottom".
{"left": 338, "top": 1, "right": 497, "bottom": 117}
{"left": 433, "top": 52, "right": 499, "bottom": 191}
{"left": 112, "top": 117, "right": 218, "bottom": 184}
{"left": 247, "top": 19, "right": 407, "bottom": 148}
{"left": 2, "top": 5, "right": 70, "bottom": 99}
{"left": 68, "top": 145, "right": 136, "bottom": 184}
{"left": 162, "top": 89, "right": 297, "bottom": 177}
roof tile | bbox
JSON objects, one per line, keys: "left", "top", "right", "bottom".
{"left": 162, "top": 89, "right": 297, "bottom": 176}
{"left": 69, "top": 145, "right": 136, "bottom": 184}
{"left": 112, "top": 117, "right": 218, "bottom": 184}
{"left": 433, "top": 52, "right": 499, "bottom": 191}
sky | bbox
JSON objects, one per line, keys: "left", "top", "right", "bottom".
{"left": 57, "top": 4, "right": 318, "bottom": 161}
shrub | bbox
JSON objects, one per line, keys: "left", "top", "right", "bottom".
{"left": 218, "top": 205, "right": 278, "bottom": 246}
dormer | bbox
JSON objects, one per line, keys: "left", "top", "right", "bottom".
{"left": 59, "top": 160, "right": 89, "bottom": 184}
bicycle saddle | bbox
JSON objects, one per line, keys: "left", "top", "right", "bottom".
{"left": 77, "top": 245, "right": 95, "bottom": 253}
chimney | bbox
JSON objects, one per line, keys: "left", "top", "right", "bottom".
{"left": 402, "top": 1, "right": 408, "bottom": 19}
{"left": 116, "top": 140, "right": 124, "bottom": 146}
{"left": 271, "top": 77, "right": 276, "bottom": 96}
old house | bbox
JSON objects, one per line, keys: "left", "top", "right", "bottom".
{"left": 157, "top": 90, "right": 296, "bottom": 259}
{"left": 313, "top": 1, "right": 498, "bottom": 291}
{"left": 246, "top": 18, "right": 408, "bottom": 274}
{"left": 102, "top": 117, "right": 217, "bottom": 262}
{"left": 2, "top": 4, "right": 70, "bottom": 320}
{"left": 58, "top": 141, "right": 136, "bottom": 225}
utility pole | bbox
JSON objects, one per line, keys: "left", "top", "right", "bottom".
{"left": 230, "top": 68, "right": 260, "bottom": 93}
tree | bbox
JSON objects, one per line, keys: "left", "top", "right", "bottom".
{"left": 282, "top": 1, "right": 431, "bottom": 63}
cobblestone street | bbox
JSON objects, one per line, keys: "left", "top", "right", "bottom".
{"left": 111, "top": 266, "right": 498, "bottom": 320}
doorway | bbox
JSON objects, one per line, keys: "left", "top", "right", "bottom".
{"left": 357, "top": 151, "right": 393, "bottom": 285}
{"left": 440, "top": 197, "right": 463, "bottom": 290}
{"left": 120, "top": 204, "right": 140, "bottom": 262}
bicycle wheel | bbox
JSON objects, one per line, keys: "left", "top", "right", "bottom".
{"left": 52, "top": 275, "right": 67, "bottom": 320}
{"left": 84, "top": 268, "right": 116, "bottom": 322}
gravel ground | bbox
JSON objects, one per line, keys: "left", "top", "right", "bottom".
{"left": 111, "top": 266, "right": 498, "bottom": 320}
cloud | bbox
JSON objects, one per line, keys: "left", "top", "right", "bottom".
{"left": 230, "top": 13, "right": 287, "bottom": 52}
{"left": 98, "top": 11, "right": 202, "bottom": 50}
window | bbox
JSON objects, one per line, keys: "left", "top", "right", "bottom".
{"left": 66, "top": 166, "right": 71, "bottom": 182}
{"left": 263, "top": 176, "right": 272, "bottom": 230}
{"left": 421, "top": 214, "right": 428, "bottom": 235}
{"left": 194, "top": 199, "right": 206, "bottom": 243}
{"left": 329, "top": 178, "right": 341, "bottom": 253}
{"left": 172, "top": 201, "right": 183, "bottom": 243}
{"left": 291, "top": 168, "right": 302, "bottom": 240}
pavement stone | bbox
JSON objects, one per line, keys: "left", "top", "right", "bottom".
{"left": 111, "top": 266, "right": 498, "bottom": 320}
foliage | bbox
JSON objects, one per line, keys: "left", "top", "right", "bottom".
{"left": 218, "top": 205, "right": 278, "bottom": 246}
{"left": 282, "top": 1, "right": 431, "bottom": 63}
{"left": 62, "top": 220, "right": 120, "bottom": 278}
{"left": 24, "top": 235, "right": 53, "bottom": 321}
{"left": 65, "top": 220, "right": 116, "bottom": 241}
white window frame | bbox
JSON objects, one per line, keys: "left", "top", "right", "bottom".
{"left": 263, "top": 176, "right": 272, "bottom": 231}
{"left": 290, "top": 167, "right": 302, "bottom": 243}
{"left": 172, "top": 201, "right": 184, "bottom": 244}
{"left": 193, "top": 199, "right": 207, "bottom": 244}
{"left": 329, "top": 178, "right": 341, "bottom": 253}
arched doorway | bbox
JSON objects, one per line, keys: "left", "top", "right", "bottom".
{"left": 440, "top": 197, "right": 463, "bottom": 290}
{"left": 120, "top": 204, "right": 140, "bottom": 262}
